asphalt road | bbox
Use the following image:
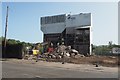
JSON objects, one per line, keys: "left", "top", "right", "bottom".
{"left": 2, "top": 59, "right": 118, "bottom": 78}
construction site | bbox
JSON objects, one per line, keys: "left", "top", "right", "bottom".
{"left": 2, "top": 13, "right": 119, "bottom": 67}
{"left": 41, "top": 13, "right": 92, "bottom": 55}
{"left": 1, "top": 12, "right": 119, "bottom": 67}
{"left": 23, "top": 13, "right": 119, "bottom": 67}
{"left": 1, "top": 3, "right": 119, "bottom": 79}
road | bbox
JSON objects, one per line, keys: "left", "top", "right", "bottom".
{"left": 2, "top": 59, "right": 118, "bottom": 78}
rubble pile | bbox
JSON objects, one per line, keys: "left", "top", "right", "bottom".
{"left": 24, "top": 42, "right": 85, "bottom": 63}
{"left": 41, "top": 45, "right": 85, "bottom": 60}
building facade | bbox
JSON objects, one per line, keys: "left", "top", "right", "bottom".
{"left": 41, "top": 13, "right": 92, "bottom": 55}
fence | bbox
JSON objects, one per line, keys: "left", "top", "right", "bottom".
{"left": 94, "top": 48, "right": 118, "bottom": 56}
{"left": 2, "top": 43, "right": 24, "bottom": 59}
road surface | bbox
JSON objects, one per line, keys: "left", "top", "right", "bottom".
{"left": 2, "top": 59, "right": 118, "bottom": 78}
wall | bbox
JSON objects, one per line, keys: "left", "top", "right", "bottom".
{"left": 2, "top": 44, "right": 24, "bottom": 59}
{"left": 66, "top": 13, "right": 91, "bottom": 28}
{"left": 41, "top": 22, "right": 65, "bottom": 34}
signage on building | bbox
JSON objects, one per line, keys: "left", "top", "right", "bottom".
{"left": 67, "top": 14, "right": 76, "bottom": 20}
{"left": 66, "top": 13, "right": 91, "bottom": 27}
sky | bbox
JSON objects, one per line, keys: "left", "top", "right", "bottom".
{"left": 1, "top": 2, "right": 118, "bottom": 45}
{"left": 118, "top": 1, "right": 120, "bottom": 45}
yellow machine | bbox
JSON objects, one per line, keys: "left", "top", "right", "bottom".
{"left": 33, "top": 50, "right": 39, "bottom": 55}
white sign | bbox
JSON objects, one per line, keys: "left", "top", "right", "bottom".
{"left": 112, "top": 47, "right": 120, "bottom": 54}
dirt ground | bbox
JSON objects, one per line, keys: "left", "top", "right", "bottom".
{"left": 47, "top": 55, "right": 119, "bottom": 67}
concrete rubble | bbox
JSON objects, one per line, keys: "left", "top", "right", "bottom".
{"left": 23, "top": 44, "right": 118, "bottom": 67}
{"left": 40, "top": 45, "right": 85, "bottom": 60}
{"left": 23, "top": 43, "right": 85, "bottom": 63}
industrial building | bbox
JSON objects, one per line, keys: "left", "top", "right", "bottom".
{"left": 40, "top": 13, "right": 92, "bottom": 55}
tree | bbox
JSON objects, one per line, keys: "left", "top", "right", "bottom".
{"left": 108, "top": 41, "right": 112, "bottom": 49}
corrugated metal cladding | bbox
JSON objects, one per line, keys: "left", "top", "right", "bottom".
{"left": 41, "top": 14, "right": 66, "bottom": 25}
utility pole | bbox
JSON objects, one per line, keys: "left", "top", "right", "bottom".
{"left": 3, "top": 6, "right": 9, "bottom": 57}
